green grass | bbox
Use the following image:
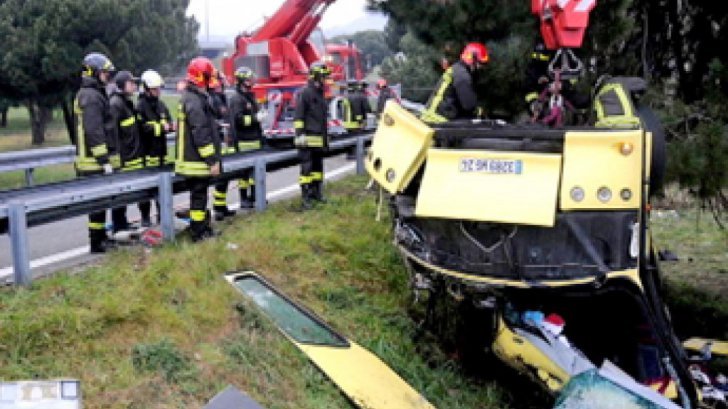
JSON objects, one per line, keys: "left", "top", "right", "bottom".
{"left": 651, "top": 208, "right": 728, "bottom": 340}
{"left": 0, "top": 107, "right": 69, "bottom": 152}
{"left": 0, "top": 176, "right": 509, "bottom": 409}
{"left": 0, "top": 176, "right": 723, "bottom": 408}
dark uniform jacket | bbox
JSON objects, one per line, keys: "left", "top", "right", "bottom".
{"left": 208, "top": 90, "right": 228, "bottom": 151}
{"left": 293, "top": 80, "right": 328, "bottom": 149}
{"left": 137, "top": 93, "right": 172, "bottom": 166}
{"left": 355, "top": 89, "right": 371, "bottom": 120}
{"left": 422, "top": 61, "right": 478, "bottom": 122}
{"left": 175, "top": 84, "right": 221, "bottom": 177}
{"left": 110, "top": 91, "right": 144, "bottom": 170}
{"left": 376, "top": 87, "right": 394, "bottom": 114}
{"left": 228, "top": 88, "right": 263, "bottom": 151}
{"left": 74, "top": 76, "right": 117, "bottom": 173}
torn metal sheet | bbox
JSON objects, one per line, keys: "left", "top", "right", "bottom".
{"left": 225, "top": 271, "right": 436, "bottom": 409}
{"left": 0, "top": 379, "right": 81, "bottom": 409}
{"left": 205, "top": 385, "right": 266, "bottom": 409}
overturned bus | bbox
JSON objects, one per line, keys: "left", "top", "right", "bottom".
{"left": 366, "top": 83, "right": 701, "bottom": 407}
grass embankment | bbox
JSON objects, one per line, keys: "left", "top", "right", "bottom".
{"left": 651, "top": 207, "right": 728, "bottom": 341}
{"left": 0, "top": 95, "right": 180, "bottom": 190}
{"left": 0, "top": 176, "right": 509, "bottom": 409}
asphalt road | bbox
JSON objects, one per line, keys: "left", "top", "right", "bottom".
{"left": 0, "top": 154, "right": 356, "bottom": 282}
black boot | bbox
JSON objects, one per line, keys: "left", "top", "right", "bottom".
{"left": 190, "top": 220, "right": 207, "bottom": 242}
{"left": 204, "top": 210, "right": 218, "bottom": 237}
{"left": 239, "top": 188, "right": 254, "bottom": 209}
{"left": 312, "top": 181, "right": 327, "bottom": 203}
{"left": 301, "top": 185, "right": 315, "bottom": 210}
{"left": 214, "top": 206, "right": 236, "bottom": 221}
{"left": 89, "top": 230, "right": 111, "bottom": 254}
{"left": 139, "top": 201, "right": 152, "bottom": 227}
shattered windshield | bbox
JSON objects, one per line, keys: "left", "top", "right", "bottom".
{"left": 233, "top": 276, "right": 349, "bottom": 348}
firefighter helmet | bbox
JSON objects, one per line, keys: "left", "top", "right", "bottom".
{"left": 114, "top": 70, "right": 137, "bottom": 92}
{"left": 141, "top": 70, "right": 164, "bottom": 90}
{"left": 460, "top": 42, "right": 489, "bottom": 66}
{"left": 186, "top": 57, "right": 215, "bottom": 88}
{"left": 82, "top": 53, "right": 115, "bottom": 78}
{"left": 234, "top": 67, "right": 255, "bottom": 85}
{"left": 377, "top": 79, "right": 388, "bottom": 88}
{"left": 309, "top": 61, "right": 331, "bottom": 80}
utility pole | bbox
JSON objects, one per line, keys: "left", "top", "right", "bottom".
{"left": 205, "top": 0, "right": 210, "bottom": 42}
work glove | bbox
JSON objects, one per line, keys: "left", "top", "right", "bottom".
{"left": 294, "top": 134, "right": 307, "bottom": 148}
{"left": 256, "top": 110, "right": 267, "bottom": 123}
{"left": 103, "top": 164, "right": 113, "bottom": 175}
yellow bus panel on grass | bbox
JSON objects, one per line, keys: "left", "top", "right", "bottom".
{"left": 225, "top": 272, "right": 436, "bottom": 409}
{"left": 415, "top": 149, "right": 562, "bottom": 227}
{"left": 299, "top": 342, "right": 435, "bottom": 409}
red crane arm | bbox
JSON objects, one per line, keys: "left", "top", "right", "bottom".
{"left": 252, "top": 0, "right": 335, "bottom": 44}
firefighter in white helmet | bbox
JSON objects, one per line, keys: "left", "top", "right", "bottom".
{"left": 136, "top": 69, "right": 173, "bottom": 226}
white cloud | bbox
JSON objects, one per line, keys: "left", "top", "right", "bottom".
{"left": 188, "top": 0, "right": 379, "bottom": 41}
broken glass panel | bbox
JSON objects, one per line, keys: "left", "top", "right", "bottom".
{"left": 232, "top": 275, "right": 349, "bottom": 347}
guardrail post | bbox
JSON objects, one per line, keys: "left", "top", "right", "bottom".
{"left": 355, "top": 136, "right": 366, "bottom": 175}
{"left": 8, "top": 202, "right": 31, "bottom": 286}
{"left": 24, "top": 168, "right": 34, "bottom": 187}
{"left": 157, "top": 172, "right": 175, "bottom": 241}
{"left": 254, "top": 158, "right": 267, "bottom": 212}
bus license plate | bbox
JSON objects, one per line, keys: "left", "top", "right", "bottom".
{"left": 460, "top": 158, "right": 523, "bottom": 174}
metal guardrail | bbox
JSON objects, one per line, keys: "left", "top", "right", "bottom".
{"left": 0, "top": 146, "right": 76, "bottom": 186}
{"left": 0, "top": 134, "right": 371, "bottom": 286}
{"left": 0, "top": 135, "right": 177, "bottom": 187}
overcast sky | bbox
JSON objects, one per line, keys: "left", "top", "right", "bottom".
{"left": 187, "top": 0, "right": 385, "bottom": 41}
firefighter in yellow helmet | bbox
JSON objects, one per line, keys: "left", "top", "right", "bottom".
{"left": 421, "top": 42, "right": 489, "bottom": 124}
{"left": 74, "top": 52, "right": 117, "bottom": 253}
{"left": 293, "top": 61, "right": 331, "bottom": 210}
{"left": 229, "top": 66, "right": 264, "bottom": 209}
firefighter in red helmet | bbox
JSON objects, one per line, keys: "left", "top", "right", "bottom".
{"left": 176, "top": 57, "right": 222, "bottom": 241}
{"left": 421, "top": 42, "right": 489, "bottom": 124}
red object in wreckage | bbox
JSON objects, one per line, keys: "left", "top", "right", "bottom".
{"left": 531, "top": 0, "right": 596, "bottom": 50}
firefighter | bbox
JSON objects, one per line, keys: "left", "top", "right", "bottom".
{"left": 209, "top": 71, "right": 237, "bottom": 221}
{"left": 137, "top": 69, "right": 173, "bottom": 226}
{"left": 74, "top": 52, "right": 118, "bottom": 253}
{"left": 228, "top": 66, "right": 264, "bottom": 209}
{"left": 342, "top": 80, "right": 361, "bottom": 132}
{"left": 109, "top": 70, "right": 144, "bottom": 233}
{"left": 176, "top": 57, "right": 222, "bottom": 241}
{"left": 421, "top": 42, "right": 489, "bottom": 124}
{"left": 524, "top": 42, "right": 554, "bottom": 115}
{"left": 376, "top": 79, "right": 395, "bottom": 115}
{"left": 356, "top": 81, "right": 372, "bottom": 127}
{"left": 294, "top": 61, "right": 331, "bottom": 210}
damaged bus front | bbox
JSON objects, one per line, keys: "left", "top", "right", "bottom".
{"left": 367, "top": 99, "right": 701, "bottom": 407}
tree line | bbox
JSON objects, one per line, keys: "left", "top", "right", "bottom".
{"left": 0, "top": 0, "right": 198, "bottom": 144}
{"left": 371, "top": 0, "right": 727, "bottom": 224}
